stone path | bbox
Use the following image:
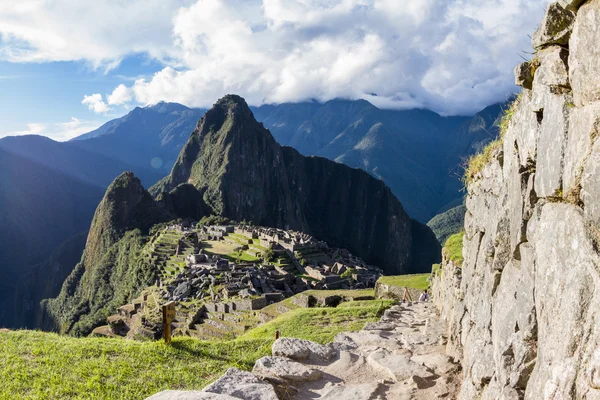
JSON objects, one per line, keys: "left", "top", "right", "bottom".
{"left": 147, "top": 302, "right": 461, "bottom": 400}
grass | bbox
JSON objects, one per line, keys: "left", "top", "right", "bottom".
{"left": 0, "top": 331, "right": 271, "bottom": 400}
{"left": 463, "top": 93, "right": 522, "bottom": 185}
{"left": 239, "top": 301, "right": 392, "bottom": 344}
{"left": 377, "top": 273, "right": 430, "bottom": 290}
{"left": 444, "top": 231, "right": 464, "bottom": 265}
{"left": 201, "top": 240, "right": 259, "bottom": 263}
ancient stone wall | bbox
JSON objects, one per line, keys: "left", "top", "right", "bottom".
{"left": 432, "top": 1, "right": 600, "bottom": 398}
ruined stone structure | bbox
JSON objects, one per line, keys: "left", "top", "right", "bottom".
{"left": 432, "top": 2, "right": 600, "bottom": 398}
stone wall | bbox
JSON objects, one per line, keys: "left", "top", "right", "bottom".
{"left": 432, "top": 2, "right": 600, "bottom": 398}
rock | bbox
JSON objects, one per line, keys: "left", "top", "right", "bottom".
{"left": 317, "top": 382, "right": 383, "bottom": 400}
{"left": 564, "top": 103, "right": 600, "bottom": 194}
{"left": 410, "top": 352, "right": 459, "bottom": 375}
{"left": 145, "top": 391, "right": 238, "bottom": 400}
{"left": 558, "top": 0, "right": 588, "bottom": 11}
{"left": 532, "top": 2, "right": 575, "bottom": 49}
{"left": 366, "top": 348, "right": 435, "bottom": 382}
{"left": 515, "top": 62, "right": 534, "bottom": 89}
{"left": 534, "top": 94, "right": 571, "bottom": 198}
{"left": 363, "top": 322, "right": 395, "bottom": 331}
{"left": 570, "top": 0, "right": 600, "bottom": 107}
{"left": 174, "top": 282, "right": 191, "bottom": 300}
{"left": 271, "top": 338, "right": 334, "bottom": 362}
{"left": 202, "top": 368, "right": 279, "bottom": 400}
{"left": 252, "top": 356, "right": 321, "bottom": 382}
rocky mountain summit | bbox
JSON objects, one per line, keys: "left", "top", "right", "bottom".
{"left": 152, "top": 94, "right": 438, "bottom": 274}
{"left": 432, "top": 1, "right": 600, "bottom": 398}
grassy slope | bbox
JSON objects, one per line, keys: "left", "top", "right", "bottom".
{"left": 0, "top": 331, "right": 271, "bottom": 400}
{"left": 377, "top": 273, "right": 430, "bottom": 290}
{"left": 239, "top": 300, "right": 393, "bottom": 344}
{"left": 2, "top": 293, "right": 387, "bottom": 399}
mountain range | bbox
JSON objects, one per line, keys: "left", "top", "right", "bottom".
{"left": 0, "top": 95, "right": 503, "bottom": 330}
{"left": 43, "top": 96, "right": 439, "bottom": 335}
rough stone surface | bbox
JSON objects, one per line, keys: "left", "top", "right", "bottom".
{"left": 515, "top": 62, "right": 534, "bottom": 89}
{"left": 202, "top": 368, "right": 279, "bottom": 400}
{"left": 558, "top": 0, "right": 588, "bottom": 11}
{"left": 431, "top": 6, "right": 600, "bottom": 398}
{"left": 532, "top": 2, "right": 576, "bottom": 49}
{"left": 272, "top": 338, "right": 335, "bottom": 362}
{"left": 252, "top": 356, "right": 321, "bottom": 382}
{"left": 570, "top": 0, "right": 600, "bottom": 107}
{"left": 146, "top": 392, "right": 238, "bottom": 400}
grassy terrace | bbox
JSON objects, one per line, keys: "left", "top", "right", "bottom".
{"left": 377, "top": 273, "right": 430, "bottom": 290}
{"left": 239, "top": 299, "right": 393, "bottom": 344}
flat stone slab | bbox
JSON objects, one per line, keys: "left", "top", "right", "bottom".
{"left": 411, "top": 353, "right": 458, "bottom": 375}
{"left": 252, "top": 356, "right": 321, "bottom": 382}
{"left": 202, "top": 368, "right": 279, "bottom": 400}
{"left": 318, "top": 382, "right": 383, "bottom": 400}
{"left": 272, "top": 338, "right": 334, "bottom": 361}
{"left": 367, "top": 348, "right": 435, "bottom": 382}
{"left": 146, "top": 391, "right": 238, "bottom": 400}
{"left": 363, "top": 322, "right": 396, "bottom": 331}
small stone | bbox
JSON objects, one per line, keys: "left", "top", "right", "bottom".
{"left": 515, "top": 62, "right": 534, "bottom": 89}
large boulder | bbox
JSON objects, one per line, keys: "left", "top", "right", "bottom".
{"left": 570, "top": 0, "right": 600, "bottom": 107}
{"left": 532, "top": 2, "right": 576, "bottom": 49}
{"left": 202, "top": 368, "right": 279, "bottom": 400}
{"left": 272, "top": 338, "right": 335, "bottom": 362}
{"left": 252, "top": 356, "right": 321, "bottom": 382}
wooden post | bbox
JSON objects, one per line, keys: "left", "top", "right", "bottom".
{"left": 162, "top": 301, "right": 176, "bottom": 344}
{"left": 275, "top": 330, "right": 280, "bottom": 340}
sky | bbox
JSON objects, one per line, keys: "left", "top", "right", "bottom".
{"left": 0, "top": 0, "right": 551, "bottom": 141}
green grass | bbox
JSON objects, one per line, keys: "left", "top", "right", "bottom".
{"left": 239, "top": 301, "right": 391, "bottom": 344}
{"left": 463, "top": 93, "right": 522, "bottom": 185}
{"left": 444, "top": 231, "right": 464, "bottom": 265}
{"left": 377, "top": 273, "right": 430, "bottom": 290}
{"left": 0, "top": 331, "right": 271, "bottom": 400}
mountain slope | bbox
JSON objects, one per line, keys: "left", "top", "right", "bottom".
{"left": 152, "top": 95, "right": 425, "bottom": 274}
{"left": 253, "top": 100, "right": 504, "bottom": 221}
{"left": 71, "top": 102, "right": 206, "bottom": 174}
{"left": 0, "top": 135, "right": 163, "bottom": 188}
{"left": 43, "top": 172, "right": 173, "bottom": 335}
{"left": 0, "top": 148, "right": 105, "bottom": 328}
{"left": 69, "top": 99, "right": 503, "bottom": 222}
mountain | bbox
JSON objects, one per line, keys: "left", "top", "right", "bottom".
{"left": 0, "top": 135, "right": 163, "bottom": 188}
{"left": 152, "top": 94, "right": 430, "bottom": 273}
{"left": 427, "top": 204, "right": 466, "bottom": 245}
{"left": 0, "top": 147, "right": 105, "bottom": 327}
{"left": 253, "top": 100, "right": 504, "bottom": 221}
{"left": 71, "top": 99, "right": 503, "bottom": 222}
{"left": 71, "top": 102, "right": 206, "bottom": 174}
{"left": 44, "top": 95, "right": 440, "bottom": 335}
{"left": 43, "top": 172, "right": 173, "bottom": 335}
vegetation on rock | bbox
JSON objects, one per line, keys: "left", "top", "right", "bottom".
{"left": 443, "top": 231, "right": 464, "bottom": 265}
{"left": 427, "top": 204, "right": 466, "bottom": 245}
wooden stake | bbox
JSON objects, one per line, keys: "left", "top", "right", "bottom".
{"left": 162, "top": 301, "right": 176, "bottom": 344}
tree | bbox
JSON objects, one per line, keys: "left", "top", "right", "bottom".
{"left": 262, "top": 247, "right": 275, "bottom": 262}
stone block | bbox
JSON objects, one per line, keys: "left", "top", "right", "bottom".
{"left": 532, "top": 2, "right": 575, "bottom": 49}
{"left": 570, "top": 0, "right": 600, "bottom": 106}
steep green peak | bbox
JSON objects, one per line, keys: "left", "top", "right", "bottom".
{"left": 85, "top": 171, "right": 168, "bottom": 267}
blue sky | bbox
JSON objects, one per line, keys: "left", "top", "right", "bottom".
{"left": 0, "top": 0, "right": 551, "bottom": 141}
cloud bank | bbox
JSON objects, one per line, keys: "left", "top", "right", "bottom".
{"left": 2, "top": 118, "right": 102, "bottom": 141}
{"left": 0, "top": 0, "right": 550, "bottom": 115}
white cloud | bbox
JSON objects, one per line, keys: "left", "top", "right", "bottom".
{"left": 1, "top": 0, "right": 551, "bottom": 115}
{"left": 82, "top": 93, "right": 110, "bottom": 113}
{"left": 2, "top": 118, "right": 102, "bottom": 141}
{"left": 107, "top": 84, "right": 133, "bottom": 105}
